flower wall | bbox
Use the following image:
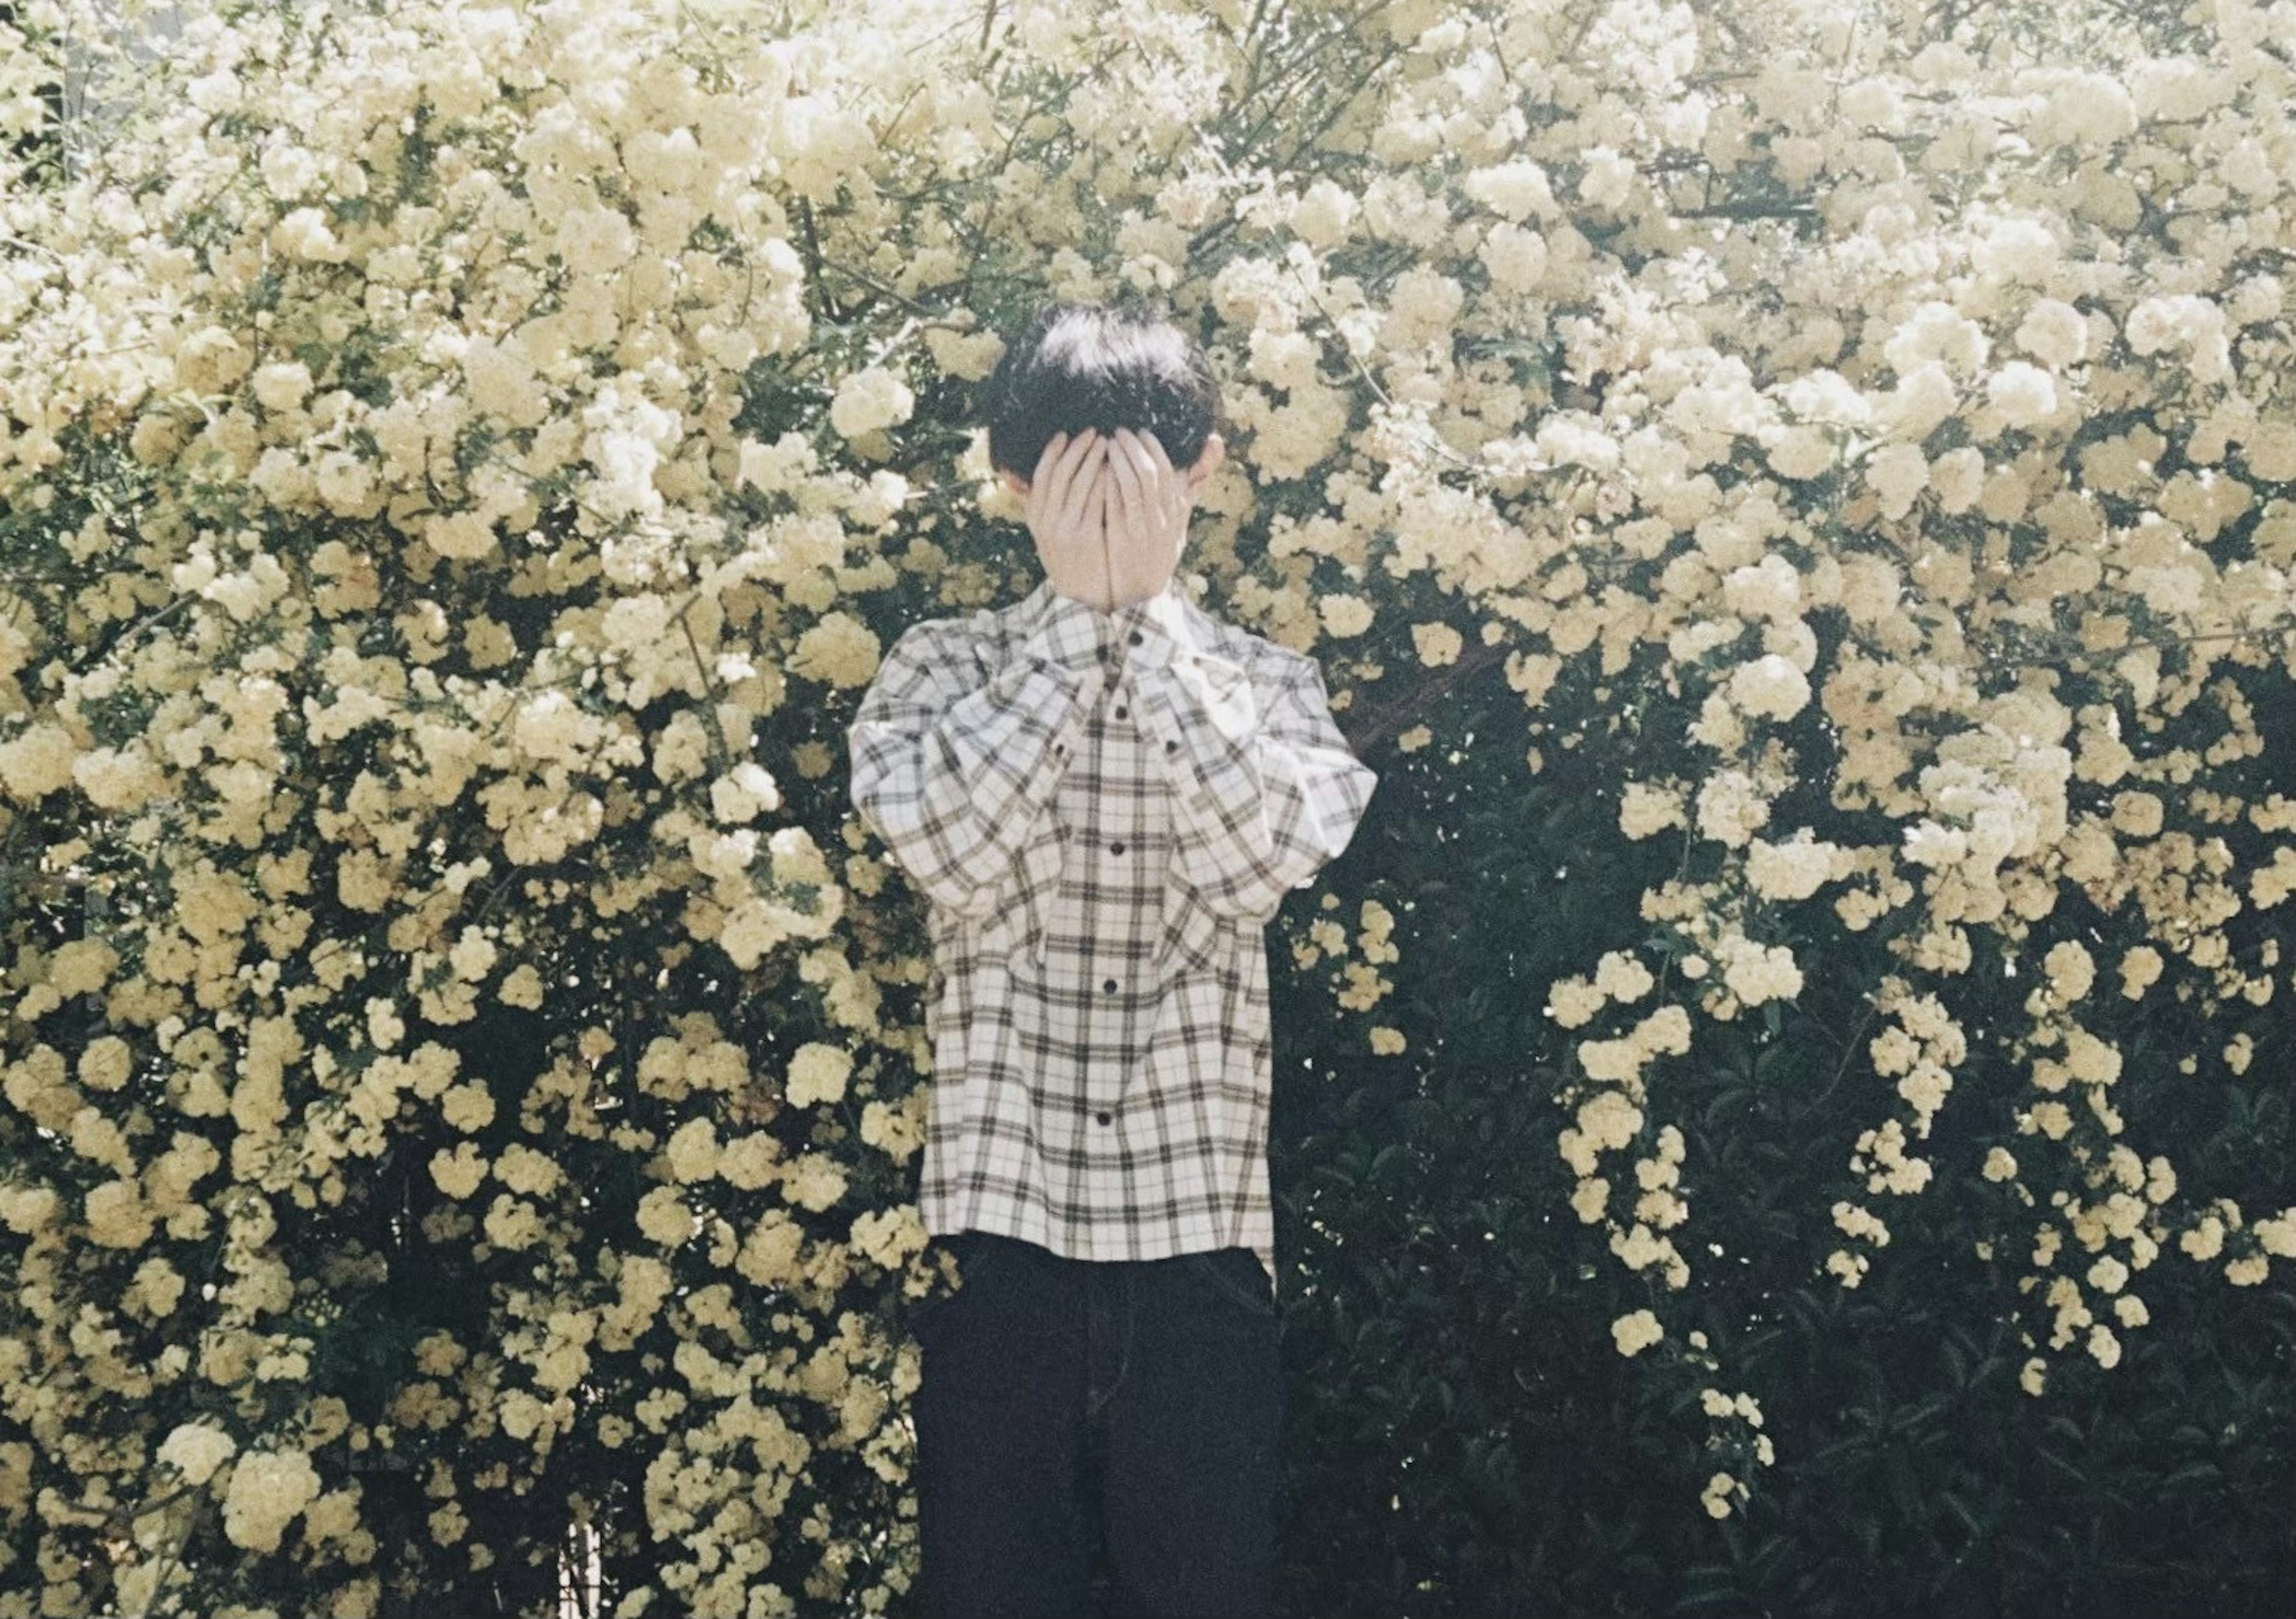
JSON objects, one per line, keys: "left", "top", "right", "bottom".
{"left": 0, "top": 0, "right": 2290, "bottom": 1615}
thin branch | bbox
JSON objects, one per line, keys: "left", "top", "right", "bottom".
{"left": 1986, "top": 620, "right": 2296, "bottom": 670}
{"left": 1342, "top": 634, "right": 1510, "bottom": 756}
{"left": 1806, "top": 991, "right": 1885, "bottom": 1117}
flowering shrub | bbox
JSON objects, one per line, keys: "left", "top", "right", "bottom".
{"left": 0, "top": 0, "right": 2289, "bottom": 1615}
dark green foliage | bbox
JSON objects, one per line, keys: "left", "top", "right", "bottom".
{"left": 1263, "top": 646, "right": 2294, "bottom": 1618}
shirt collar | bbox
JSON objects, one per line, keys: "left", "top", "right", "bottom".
{"left": 1010, "top": 575, "right": 1210, "bottom": 671}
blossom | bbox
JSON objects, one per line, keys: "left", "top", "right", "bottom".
{"left": 785, "top": 1043, "right": 853, "bottom": 1108}
{"left": 477, "top": 1150, "right": 554, "bottom": 1212}
{"left": 1411, "top": 621, "right": 1464, "bottom": 667}
{"left": 1746, "top": 831, "right": 1837, "bottom": 901}
{"left": 221, "top": 1447, "right": 322, "bottom": 1553}
{"left": 2043, "top": 940, "right": 2095, "bottom": 1002}
{"left": 1611, "top": 1309, "right": 1664, "bottom": 1357}
{"left": 1545, "top": 976, "right": 1607, "bottom": 1028}
{"left": 1575, "top": 1090, "right": 1644, "bottom": 1150}
{"left": 2118, "top": 946, "right": 2165, "bottom": 997}
{"left": 1716, "top": 935, "right": 1803, "bottom": 1006}
{"left": 1696, "top": 771, "right": 1770, "bottom": 848}
{"left": 0, "top": 722, "right": 78, "bottom": 801}
{"left": 158, "top": 1423, "right": 239, "bottom": 1486}
{"left": 1619, "top": 780, "right": 1686, "bottom": 840}
{"left": 1290, "top": 179, "right": 1360, "bottom": 248}
{"left": 1726, "top": 653, "right": 1812, "bottom": 720}
{"left": 1318, "top": 593, "right": 1375, "bottom": 637}
{"left": 1593, "top": 951, "right": 1655, "bottom": 1003}
{"left": 831, "top": 366, "right": 915, "bottom": 441}
{"left": 664, "top": 1118, "right": 722, "bottom": 1183}
{"left": 1721, "top": 555, "right": 1802, "bottom": 622}
{"left": 1462, "top": 159, "right": 1553, "bottom": 221}
{"left": 430, "top": 1143, "right": 487, "bottom": 1200}
{"left": 781, "top": 1151, "right": 849, "bottom": 1212}
{"left": 789, "top": 612, "right": 883, "bottom": 689}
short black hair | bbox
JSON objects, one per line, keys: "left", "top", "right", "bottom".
{"left": 977, "top": 300, "right": 1223, "bottom": 484}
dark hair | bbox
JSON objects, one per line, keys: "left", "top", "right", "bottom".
{"left": 977, "top": 300, "right": 1223, "bottom": 484}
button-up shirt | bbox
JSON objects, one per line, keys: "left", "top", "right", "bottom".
{"left": 846, "top": 576, "right": 1379, "bottom": 1283}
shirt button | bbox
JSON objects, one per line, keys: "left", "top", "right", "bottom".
{"left": 1114, "top": 704, "right": 1128, "bottom": 719}
{"left": 1103, "top": 977, "right": 1118, "bottom": 994}
{"left": 1095, "top": 1110, "right": 1113, "bottom": 1125}
{"left": 1165, "top": 740, "right": 1178, "bottom": 753}
{"left": 1109, "top": 841, "right": 1124, "bottom": 855}
{"left": 1128, "top": 630, "right": 1143, "bottom": 645}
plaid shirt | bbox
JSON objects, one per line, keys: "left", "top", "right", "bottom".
{"left": 847, "top": 576, "right": 1379, "bottom": 1284}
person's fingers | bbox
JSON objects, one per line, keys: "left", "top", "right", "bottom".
{"left": 1028, "top": 430, "right": 1068, "bottom": 511}
{"left": 1118, "top": 426, "right": 1159, "bottom": 488}
{"left": 1107, "top": 433, "right": 1144, "bottom": 545}
{"left": 1043, "top": 429, "right": 1095, "bottom": 523}
{"left": 1034, "top": 430, "right": 1073, "bottom": 520}
{"left": 1132, "top": 430, "right": 1180, "bottom": 531}
{"left": 1100, "top": 475, "right": 1118, "bottom": 606}
{"left": 1061, "top": 439, "right": 1107, "bottom": 542}
{"left": 1104, "top": 469, "right": 1123, "bottom": 603}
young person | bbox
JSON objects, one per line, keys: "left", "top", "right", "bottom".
{"left": 847, "top": 300, "right": 1380, "bottom": 1617}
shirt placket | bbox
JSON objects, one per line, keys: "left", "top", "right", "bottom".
{"left": 1082, "top": 615, "right": 1132, "bottom": 1123}
{"left": 1093, "top": 606, "right": 1178, "bottom": 1121}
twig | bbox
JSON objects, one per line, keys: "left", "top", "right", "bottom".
{"left": 1341, "top": 635, "right": 1510, "bottom": 755}
{"left": 1989, "top": 621, "right": 2296, "bottom": 669}
{"left": 1807, "top": 991, "right": 1885, "bottom": 1116}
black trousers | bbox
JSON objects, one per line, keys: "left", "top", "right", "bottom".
{"left": 906, "top": 1229, "right": 1284, "bottom": 1618}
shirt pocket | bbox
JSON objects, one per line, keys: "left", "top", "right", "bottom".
{"left": 1156, "top": 859, "right": 1238, "bottom": 980}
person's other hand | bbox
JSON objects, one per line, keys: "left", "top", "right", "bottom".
{"left": 1101, "top": 427, "right": 1189, "bottom": 609}
{"left": 1022, "top": 429, "right": 1113, "bottom": 609}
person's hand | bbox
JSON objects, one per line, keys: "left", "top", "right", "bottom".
{"left": 1022, "top": 429, "right": 1113, "bottom": 610}
{"left": 1100, "top": 426, "right": 1190, "bottom": 609}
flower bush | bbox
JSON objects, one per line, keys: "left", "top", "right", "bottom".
{"left": 0, "top": 0, "right": 2289, "bottom": 1614}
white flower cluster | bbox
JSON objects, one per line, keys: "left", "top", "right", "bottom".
{"left": 1712, "top": 933, "right": 1804, "bottom": 1009}
{"left": 1866, "top": 981, "right": 1967, "bottom": 1145}
{"left": 157, "top": 1422, "right": 239, "bottom": 1486}
{"left": 1744, "top": 829, "right": 1842, "bottom": 903}
{"left": 1824, "top": 1200, "right": 1891, "bottom": 1289}
{"left": 1617, "top": 778, "right": 1688, "bottom": 841}
{"left": 1611, "top": 1308, "right": 1663, "bottom": 1357}
{"left": 1694, "top": 769, "right": 1772, "bottom": 850}
{"left": 0, "top": 0, "right": 2288, "bottom": 1583}
{"left": 784, "top": 1041, "right": 854, "bottom": 1108}
{"left": 219, "top": 1447, "right": 323, "bottom": 1553}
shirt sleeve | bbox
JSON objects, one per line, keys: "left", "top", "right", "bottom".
{"left": 1126, "top": 612, "right": 1380, "bottom": 926}
{"left": 846, "top": 602, "right": 1107, "bottom": 920}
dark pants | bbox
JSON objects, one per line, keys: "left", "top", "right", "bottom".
{"left": 906, "top": 1229, "right": 1284, "bottom": 1618}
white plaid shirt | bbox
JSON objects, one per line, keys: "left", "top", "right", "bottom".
{"left": 847, "top": 576, "right": 1379, "bottom": 1284}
